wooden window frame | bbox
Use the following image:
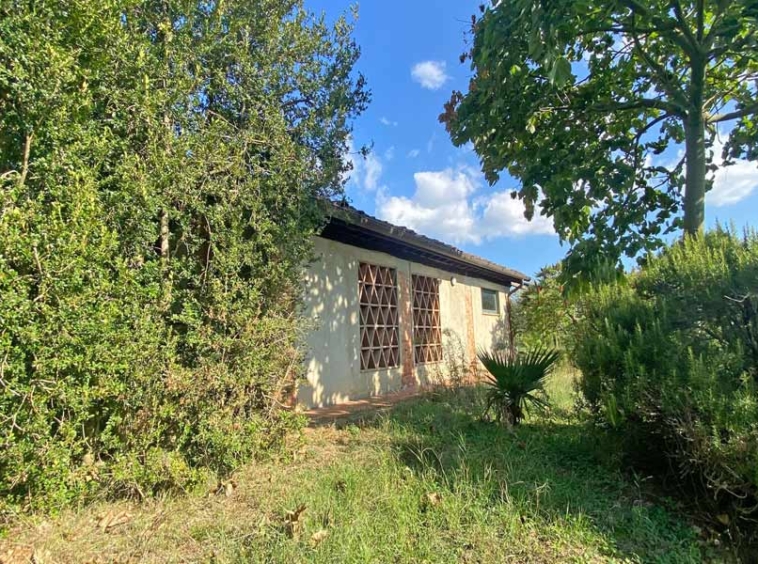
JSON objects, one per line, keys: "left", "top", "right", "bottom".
{"left": 481, "top": 288, "right": 500, "bottom": 315}
{"left": 358, "top": 263, "right": 400, "bottom": 371}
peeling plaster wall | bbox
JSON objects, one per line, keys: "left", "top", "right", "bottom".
{"left": 297, "top": 236, "right": 512, "bottom": 409}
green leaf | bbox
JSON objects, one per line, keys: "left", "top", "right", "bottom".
{"left": 549, "top": 56, "right": 573, "bottom": 87}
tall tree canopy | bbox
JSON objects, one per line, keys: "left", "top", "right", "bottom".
{"left": 0, "top": 0, "right": 368, "bottom": 510}
{"left": 441, "top": 0, "right": 758, "bottom": 273}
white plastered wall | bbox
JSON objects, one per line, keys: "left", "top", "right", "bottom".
{"left": 297, "top": 236, "right": 511, "bottom": 408}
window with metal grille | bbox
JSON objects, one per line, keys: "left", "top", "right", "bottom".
{"left": 359, "top": 263, "right": 399, "bottom": 370}
{"left": 412, "top": 275, "right": 442, "bottom": 364}
{"left": 481, "top": 288, "right": 499, "bottom": 314}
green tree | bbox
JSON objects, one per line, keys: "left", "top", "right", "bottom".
{"left": 441, "top": 1, "right": 758, "bottom": 272}
{"left": 0, "top": 0, "right": 368, "bottom": 512}
{"left": 512, "top": 264, "right": 577, "bottom": 351}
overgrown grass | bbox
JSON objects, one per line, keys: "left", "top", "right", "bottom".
{"left": 0, "top": 370, "right": 734, "bottom": 563}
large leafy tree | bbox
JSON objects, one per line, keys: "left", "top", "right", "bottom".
{"left": 441, "top": 1, "right": 758, "bottom": 272}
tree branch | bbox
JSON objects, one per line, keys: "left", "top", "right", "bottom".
{"left": 695, "top": 0, "right": 704, "bottom": 43}
{"left": 636, "top": 113, "right": 671, "bottom": 142}
{"left": 628, "top": 25, "right": 689, "bottom": 114}
{"left": 18, "top": 132, "right": 33, "bottom": 188}
{"left": 576, "top": 25, "right": 665, "bottom": 36}
{"left": 593, "top": 99, "right": 681, "bottom": 115}
{"left": 708, "top": 29, "right": 757, "bottom": 62}
{"left": 708, "top": 102, "right": 758, "bottom": 124}
{"left": 670, "top": 0, "right": 700, "bottom": 54}
{"left": 704, "top": 0, "right": 735, "bottom": 47}
{"left": 703, "top": 74, "right": 754, "bottom": 111}
{"left": 281, "top": 95, "right": 314, "bottom": 110}
{"left": 619, "top": 0, "right": 695, "bottom": 55}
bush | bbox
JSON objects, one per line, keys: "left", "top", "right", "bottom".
{"left": 511, "top": 264, "right": 578, "bottom": 352}
{"left": 478, "top": 347, "right": 560, "bottom": 426}
{"left": 572, "top": 228, "right": 758, "bottom": 541}
{"left": 0, "top": 0, "right": 367, "bottom": 518}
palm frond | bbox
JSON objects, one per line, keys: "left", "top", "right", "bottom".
{"left": 477, "top": 346, "right": 560, "bottom": 425}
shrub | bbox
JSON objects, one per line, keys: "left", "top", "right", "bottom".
{"left": 572, "top": 228, "right": 758, "bottom": 541}
{"left": 427, "top": 329, "right": 472, "bottom": 389}
{"left": 511, "top": 264, "right": 578, "bottom": 352}
{"left": 478, "top": 347, "right": 560, "bottom": 426}
{"left": 0, "top": 0, "right": 367, "bottom": 518}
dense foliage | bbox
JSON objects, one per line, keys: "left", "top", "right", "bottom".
{"left": 0, "top": 0, "right": 368, "bottom": 516}
{"left": 478, "top": 347, "right": 560, "bottom": 426}
{"left": 442, "top": 0, "right": 758, "bottom": 274}
{"left": 572, "top": 229, "right": 758, "bottom": 542}
{"left": 511, "top": 264, "right": 577, "bottom": 351}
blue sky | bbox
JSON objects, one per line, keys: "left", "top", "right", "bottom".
{"left": 310, "top": 0, "right": 758, "bottom": 278}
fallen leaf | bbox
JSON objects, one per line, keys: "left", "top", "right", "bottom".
{"left": 1, "top": 546, "right": 33, "bottom": 564}
{"left": 210, "top": 479, "right": 237, "bottom": 497}
{"left": 0, "top": 546, "right": 52, "bottom": 564}
{"left": 225, "top": 480, "right": 237, "bottom": 497}
{"left": 423, "top": 492, "right": 442, "bottom": 508}
{"left": 284, "top": 503, "right": 307, "bottom": 538}
{"left": 716, "top": 513, "right": 730, "bottom": 526}
{"left": 286, "top": 503, "right": 307, "bottom": 523}
{"left": 97, "top": 510, "right": 132, "bottom": 532}
{"left": 31, "top": 548, "right": 51, "bottom": 564}
{"left": 310, "top": 529, "right": 329, "bottom": 547}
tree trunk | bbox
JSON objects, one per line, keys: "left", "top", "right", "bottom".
{"left": 683, "top": 112, "right": 706, "bottom": 235}
{"left": 683, "top": 60, "right": 706, "bottom": 236}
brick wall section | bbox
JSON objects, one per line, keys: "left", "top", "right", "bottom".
{"left": 397, "top": 270, "right": 416, "bottom": 389}
{"left": 463, "top": 286, "right": 479, "bottom": 379}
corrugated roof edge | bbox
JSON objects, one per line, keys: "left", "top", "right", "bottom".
{"left": 323, "top": 200, "right": 530, "bottom": 284}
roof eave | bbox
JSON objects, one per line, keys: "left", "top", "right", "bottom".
{"left": 325, "top": 204, "right": 530, "bottom": 285}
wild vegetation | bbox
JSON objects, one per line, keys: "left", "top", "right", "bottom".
{"left": 1, "top": 2, "right": 756, "bottom": 563}
{"left": 572, "top": 228, "right": 758, "bottom": 549}
{"left": 442, "top": 5, "right": 758, "bottom": 550}
{"left": 0, "top": 373, "right": 733, "bottom": 563}
{"left": 511, "top": 264, "right": 577, "bottom": 351}
{"left": 478, "top": 347, "right": 560, "bottom": 426}
{"left": 0, "top": 0, "right": 367, "bottom": 518}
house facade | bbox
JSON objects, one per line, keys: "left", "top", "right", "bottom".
{"left": 297, "top": 204, "right": 529, "bottom": 409}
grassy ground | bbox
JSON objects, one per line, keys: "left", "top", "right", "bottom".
{"left": 0, "top": 371, "right": 733, "bottom": 563}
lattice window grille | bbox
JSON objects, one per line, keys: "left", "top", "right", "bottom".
{"left": 412, "top": 275, "right": 442, "bottom": 364}
{"left": 359, "top": 263, "right": 399, "bottom": 370}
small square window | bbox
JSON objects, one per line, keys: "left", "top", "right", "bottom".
{"left": 481, "top": 288, "right": 499, "bottom": 314}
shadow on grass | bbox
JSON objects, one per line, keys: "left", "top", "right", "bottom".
{"left": 349, "top": 386, "right": 722, "bottom": 563}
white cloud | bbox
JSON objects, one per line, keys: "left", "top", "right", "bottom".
{"left": 411, "top": 61, "right": 449, "bottom": 90}
{"left": 477, "top": 191, "right": 555, "bottom": 237}
{"left": 413, "top": 169, "right": 477, "bottom": 206}
{"left": 384, "top": 146, "right": 395, "bottom": 161}
{"left": 344, "top": 137, "right": 383, "bottom": 193}
{"left": 379, "top": 194, "right": 479, "bottom": 244}
{"left": 407, "top": 149, "right": 420, "bottom": 159}
{"left": 376, "top": 166, "right": 555, "bottom": 245}
{"left": 427, "top": 133, "right": 436, "bottom": 154}
{"left": 660, "top": 136, "right": 758, "bottom": 208}
{"left": 343, "top": 136, "right": 363, "bottom": 187}
{"left": 364, "top": 153, "right": 382, "bottom": 192}
{"left": 380, "top": 117, "right": 398, "bottom": 127}
{"left": 708, "top": 139, "right": 758, "bottom": 207}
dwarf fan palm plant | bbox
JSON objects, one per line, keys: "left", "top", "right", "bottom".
{"left": 478, "top": 347, "right": 560, "bottom": 426}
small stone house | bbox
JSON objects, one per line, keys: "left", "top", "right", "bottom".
{"left": 298, "top": 203, "right": 529, "bottom": 408}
